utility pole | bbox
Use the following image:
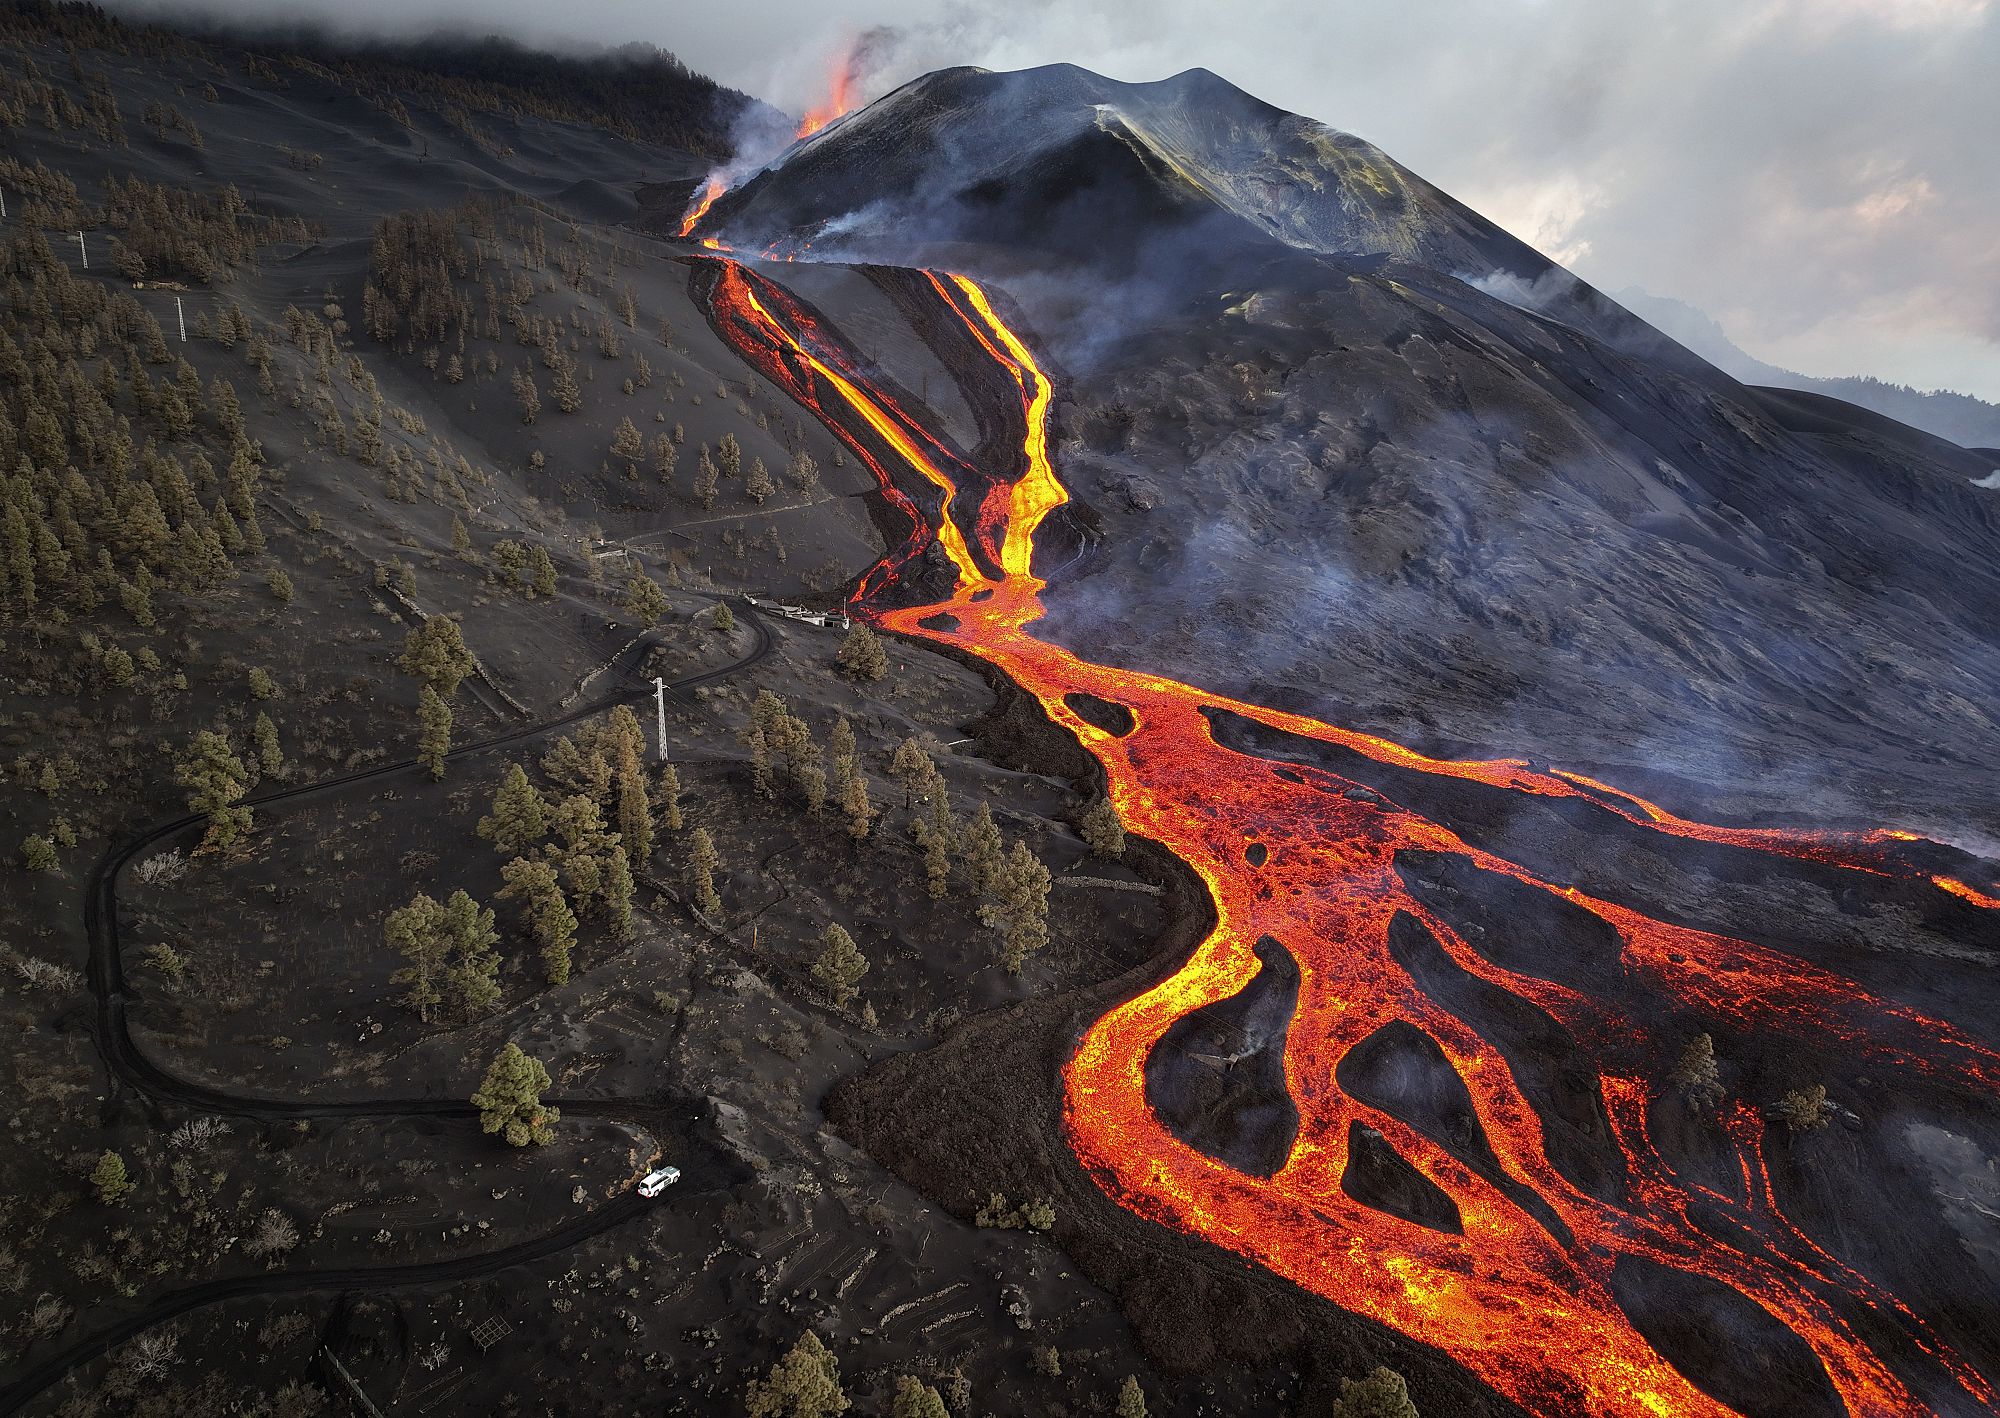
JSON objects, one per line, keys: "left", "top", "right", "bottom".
{"left": 1, "top": 189, "right": 8, "bottom": 220}
{"left": 75, "top": 230, "right": 86, "bottom": 269}
{"left": 174, "top": 295, "right": 186, "bottom": 343}
{"left": 653, "top": 676, "right": 670, "bottom": 763}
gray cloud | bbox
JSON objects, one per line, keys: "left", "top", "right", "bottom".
{"left": 107, "top": 0, "right": 2000, "bottom": 401}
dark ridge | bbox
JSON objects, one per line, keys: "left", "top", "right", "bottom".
{"left": 1335, "top": 1016, "right": 1570, "bottom": 1241}
{"left": 1144, "top": 936, "right": 1301, "bottom": 1178}
{"left": 0, "top": 3, "right": 759, "bottom": 156}
{"left": 919, "top": 612, "right": 960, "bottom": 634}
{"left": 1395, "top": 849, "right": 1625, "bottom": 991}
{"left": 1341, "top": 1120, "right": 1463, "bottom": 1234}
{"left": 1066, "top": 692, "right": 1136, "bottom": 738}
{"left": 1610, "top": 1256, "right": 1843, "bottom": 1418}
{"left": 1245, "top": 841, "right": 1269, "bottom": 867}
{"left": 1381, "top": 907, "right": 1629, "bottom": 1207}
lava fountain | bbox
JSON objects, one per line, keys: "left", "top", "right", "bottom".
{"left": 700, "top": 255, "right": 2000, "bottom": 1418}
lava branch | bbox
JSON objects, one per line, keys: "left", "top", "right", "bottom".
{"left": 700, "top": 254, "right": 1999, "bottom": 1418}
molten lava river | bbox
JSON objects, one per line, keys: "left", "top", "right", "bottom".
{"left": 701, "top": 256, "right": 2000, "bottom": 1418}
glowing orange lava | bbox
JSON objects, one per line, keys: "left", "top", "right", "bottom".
{"left": 702, "top": 255, "right": 2000, "bottom": 1418}
{"left": 795, "top": 42, "right": 858, "bottom": 139}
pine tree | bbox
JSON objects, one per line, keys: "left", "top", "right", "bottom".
{"left": 890, "top": 1377, "right": 949, "bottom": 1418}
{"left": 614, "top": 739, "right": 654, "bottom": 862}
{"left": 529, "top": 545, "right": 558, "bottom": 597}
{"left": 836, "top": 622, "right": 887, "bottom": 681}
{"left": 499, "top": 855, "right": 578, "bottom": 985}
{"left": 744, "top": 1330, "right": 847, "bottom": 1418}
{"left": 1667, "top": 1033, "right": 1724, "bottom": 1112}
{"left": 685, "top": 826, "right": 721, "bottom": 917}
{"left": 692, "top": 447, "right": 719, "bottom": 508}
{"left": 987, "top": 840, "right": 1052, "bottom": 973}
{"left": 551, "top": 359, "right": 583, "bottom": 413}
{"left": 717, "top": 432, "right": 742, "bottom": 479}
{"left": 787, "top": 449, "right": 819, "bottom": 491}
{"left": 1114, "top": 1377, "right": 1147, "bottom": 1418}
{"left": 604, "top": 843, "right": 636, "bottom": 941}
{"left": 836, "top": 761, "right": 873, "bottom": 840}
{"left": 442, "top": 888, "right": 501, "bottom": 1016}
{"left": 92, "top": 1150, "right": 134, "bottom": 1205}
{"left": 890, "top": 738, "right": 935, "bottom": 810}
{"left": 450, "top": 515, "right": 472, "bottom": 556}
{"left": 386, "top": 891, "right": 450, "bottom": 1021}
{"left": 652, "top": 432, "right": 678, "bottom": 483}
{"left": 746, "top": 457, "right": 775, "bottom": 503}
{"left": 962, "top": 803, "right": 1004, "bottom": 897}
{"left": 611, "top": 416, "right": 643, "bottom": 462}
{"left": 912, "top": 791, "right": 955, "bottom": 900}
{"left": 511, "top": 367, "right": 540, "bottom": 424}
{"left": 813, "top": 924, "right": 869, "bottom": 1008}
{"left": 398, "top": 617, "right": 476, "bottom": 698}
{"left": 478, "top": 764, "right": 549, "bottom": 855}
{"left": 711, "top": 600, "right": 734, "bottom": 632}
{"left": 472, "top": 1042, "right": 559, "bottom": 1147}
{"left": 252, "top": 712, "right": 283, "bottom": 777}
{"left": 656, "top": 762, "right": 684, "bottom": 832}
{"left": 1328, "top": 1367, "right": 1421, "bottom": 1418}
{"left": 176, "top": 730, "right": 251, "bottom": 850}
{"left": 417, "top": 684, "right": 452, "bottom": 779}
{"left": 623, "top": 572, "right": 669, "bottom": 623}
{"left": 22, "top": 834, "right": 58, "bottom": 871}
{"left": 1078, "top": 798, "right": 1125, "bottom": 859}
{"left": 1773, "top": 1084, "right": 1832, "bottom": 1133}
{"left": 548, "top": 794, "right": 616, "bottom": 911}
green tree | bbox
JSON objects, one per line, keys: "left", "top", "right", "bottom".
{"left": 812, "top": 924, "right": 868, "bottom": 1008}
{"left": 656, "top": 762, "right": 684, "bottom": 833}
{"left": 1077, "top": 798, "right": 1125, "bottom": 859}
{"left": 623, "top": 572, "right": 669, "bottom": 623}
{"left": 1114, "top": 1376, "right": 1147, "bottom": 1418}
{"left": 548, "top": 794, "right": 616, "bottom": 910}
{"left": 745, "top": 1330, "right": 847, "bottom": 1418}
{"left": 176, "top": 730, "right": 251, "bottom": 850}
{"left": 911, "top": 791, "right": 955, "bottom": 900}
{"left": 614, "top": 738, "right": 654, "bottom": 862}
{"left": 1667, "top": 1033, "right": 1724, "bottom": 1112}
{"left": 652, "top": 432, "right": 678, "bottom": 483}
{"left": 685, "top": 826, "right": 721, "bottom": 917}
{"left": 836, "top": 622, "right": 887, "bottom": 680}
{"left": 417, "top": 684, "right": 452, "bottom": 780}
{"left": 21, "top": 834, "right": 57, "bottom": 871}
{"left": 692, "top": 447, "right": 718, "bottom": 508}
{"left": 604, "top": 843, "right": 636, "bottom": 941}
{"left": 890, "top": 738, "right": 935, "bottom": 810}
{"left": 611, "top": 416, "right": 643, "bottom": 463}
{"left": 745, "top": 457, "right": 775, "bottom": 503}
{"left": 1328, "top": 1367, "right": 1421, "bottom": 1418}
{"left": 710, "top": 600, "right": 734, "bottom": 633}
{"left": 962, "top": 803, "right": 1004, "bottom": 897}
{"left": 252, "top": 711, "right": 283, "bottom": 776}
{"left": 987, "top": 840, "right": 1052, "bottom": 974}
{"left": 499, "top": 855, "right": 578, "bottom": 985}
{"left": 398, "top": 617, "right": 476, "bottom": 698}
{"left": 529, "top": 546, "right": 558, "bottom": 597}
{"left": 92, "top": 1150, "right": 133, "bottom": 1205}
{"left": 478, "top": 764, "right": 549, "bottom": 856}
{"left": 386, "top": 891, "right": 450, "bottom": 1021}
{"left": 472, "top": 1042, "right": 559, "bottom": 1146}
{"left": 247, "top": 666, "right": 278, "bottom": 700}
{"left": 265, "top": 567, "right": 294, "bottom": 603}
{"left": 716, "top": 432, "right": 743, "bottom": 479}
{"left": 442, "top": 888, "right": 502, "bottom": 1016}
{"left": 890, "top": 1377, "right": 949, "bottom": 1418}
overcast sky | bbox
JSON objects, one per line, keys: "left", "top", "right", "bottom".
{"left": 120, "top": 0, "right": 2000, "bottom": 400}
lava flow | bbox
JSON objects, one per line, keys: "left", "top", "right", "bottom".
{"left": 676, "top": 46, "right": 859, "bottom": 241}
{"left": 701, "top": 255, "right": 2000, "bottom": 1418}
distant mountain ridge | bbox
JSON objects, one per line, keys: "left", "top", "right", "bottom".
{"left": 1614, "top": 287, "right": 2000, "bottom": 452}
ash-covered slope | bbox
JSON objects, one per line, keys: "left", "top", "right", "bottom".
{"left": 704, "top": 63, "right": 2000, "bottom": 831}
